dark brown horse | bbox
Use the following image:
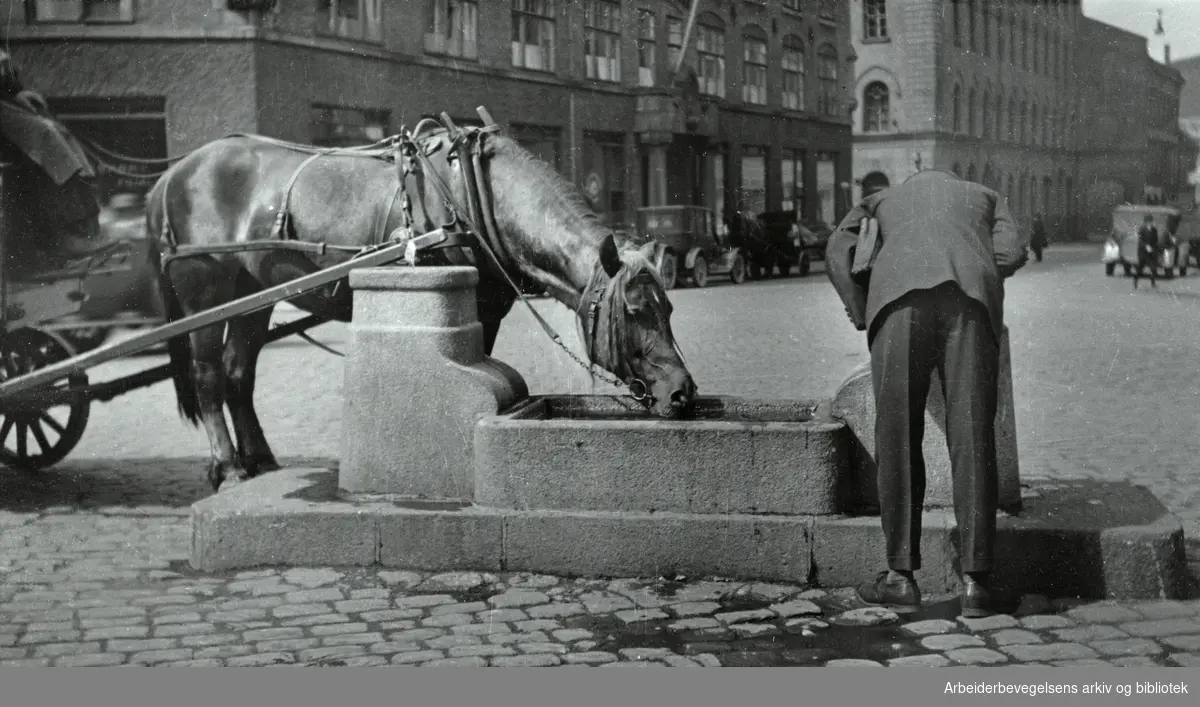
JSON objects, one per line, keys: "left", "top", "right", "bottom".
{"left": 147, "top": 116, "right": 698, "bottom": 492}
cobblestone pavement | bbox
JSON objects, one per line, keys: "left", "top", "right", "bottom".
{"left": 4, "top": 244, "right": 1200, "bottom": 666}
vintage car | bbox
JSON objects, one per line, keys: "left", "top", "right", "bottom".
{"left": 633, "top": 205, "right": 746, "bottom": 290}
{"left": 40, "top": 195, "right": 166, "bottom": 352}
{"left": 1102, "top": 204, "right": 1189, "bottom": 278}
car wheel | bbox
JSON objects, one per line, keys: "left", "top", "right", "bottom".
{"left": 691, "top": 256, "right": 709, "bottom": 288}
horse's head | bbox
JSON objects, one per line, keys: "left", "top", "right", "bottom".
{"left": 582, "top": 235, "right": 697, "bottom": 418}
{"left": 405, "top": 116, "right": 697, "bottom": 417}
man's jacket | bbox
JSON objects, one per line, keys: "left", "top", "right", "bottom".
{"left": 825, "top": 170, "right": 1028, "bottom": 342}
{"left": 1137, "top": 224, "right": 1159, "bottom": 255}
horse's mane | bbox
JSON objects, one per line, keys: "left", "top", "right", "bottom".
{"left": 484, "top": 132, "right": 603, "bottom": 231}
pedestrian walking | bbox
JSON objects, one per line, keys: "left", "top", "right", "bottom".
{"left": 824, "top": 169, "right": 1028, "bottom": 618}
{"left": 1133, "top": 213, "right": 1159, "bottom": 290}
{"left": 1030, "top": 213, "right": 1047, "bottom": 262}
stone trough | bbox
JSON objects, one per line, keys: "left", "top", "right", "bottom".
{"left": 191, "top": 266, "right": 1190, "bottom": 602}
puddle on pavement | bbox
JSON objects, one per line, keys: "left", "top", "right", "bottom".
{"left": 559, "top": 583, "right": 978, "bottom": 667}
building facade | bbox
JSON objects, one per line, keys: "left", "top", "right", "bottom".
{"left": 848, "top": 0, "right": 1191, "bottom": 241}
{"left": 7, "top": 0, "right": 856, "bottom": 232}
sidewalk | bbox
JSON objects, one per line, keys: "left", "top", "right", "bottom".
{"left": 1, "top": 508, "right": 1197, "bottom": 667}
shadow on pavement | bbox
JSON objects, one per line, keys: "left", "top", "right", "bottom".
{"left": 0, "top": 456, "right": 336, "bottom": 513}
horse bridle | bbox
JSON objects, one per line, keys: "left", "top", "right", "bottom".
{"left": 394, "top": 112, "right": 655, "bottom": 406}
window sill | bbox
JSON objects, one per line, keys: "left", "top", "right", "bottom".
{"left": 315, "top": 31, "right": 383, "bottom": 47}
{"left": 861, "top": 37, "right": 890, "bottom": 45}
{"left": 425, "top": 50, "right": 479, "bottom": 62}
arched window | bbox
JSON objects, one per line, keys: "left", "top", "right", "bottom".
{"left": 863, "top": 0, "right": 888, "bottom": 39}
{"left": 781, "top": 35, "right": 806, "bottom": 111}
{"left": 817, "top": 44, "right": 840, "bottom": 116}
{"left": 696, "top": 12, "right": 726, "bottom": 98}
{"left": 968, "top": 87, "right": 977, "bottom": 136}
{"left": 863, "top": 82, "right": 890, "bottom": 133}
{"left": 742, "top": 25, "right": 768, "bottom": 105}
{"left": 952, "top": 0, "right": 961, "bottom": 46}
{"left": 953, "top": 84, "right": 962, "bottom": 133}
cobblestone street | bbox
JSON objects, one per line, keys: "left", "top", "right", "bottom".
{"left": 4, "top": 245, "right": 1200, "bottom": 666}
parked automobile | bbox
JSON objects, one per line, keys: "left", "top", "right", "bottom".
{"left": 634, "top": 205, "right": 746, "bottom": 289}
{"left": 1101, "top": 204, "right": 1188, "bottom": 278}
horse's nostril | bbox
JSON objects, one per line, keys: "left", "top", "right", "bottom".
{"left": 670, "top": 389, "right": 689, "bottom": 406}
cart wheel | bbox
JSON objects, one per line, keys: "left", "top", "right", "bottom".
{"left": 691, "top": 256, "right": 709, "bottom": 288}
{"left": 0, "top": 329, "right": 91, "bottom": 471}
{"left": 658, "top": 255, "right": 678, "bottom": 291}
{"left": 1105, "top": 263, "right": 1115, "bottom": 276}
{"left": 730, "top": 255, "right": 747, "bottom": 284}
{"left": 797, "top": 253, "right": 811, "bottom": 277}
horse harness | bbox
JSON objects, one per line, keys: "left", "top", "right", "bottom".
{"left": 154, "top": 111, "right": 646, "bottom": 401}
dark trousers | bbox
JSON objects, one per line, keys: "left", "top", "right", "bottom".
{"left": 868, "top": 283, "right": 1000, "bottom": 574}
{"left": 1133, "top": 249, "right": 1157, "bottom": 288}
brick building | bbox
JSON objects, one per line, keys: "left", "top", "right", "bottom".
{"left": 848, "top": 0, "right": 1191, "bottom": 241}
{"left": 6, "top": 0, "right": 856, "bottom": 232}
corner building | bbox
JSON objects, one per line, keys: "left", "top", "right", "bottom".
{"left": 849, "top": 0, "right": 1189, "bottom": 240}
{"left": 7, "top": 0, "right": 856, "bottom": 232}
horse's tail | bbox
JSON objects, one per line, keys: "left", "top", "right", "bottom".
{"left": 145, "top": 169, "right": 201, "bottom": 427}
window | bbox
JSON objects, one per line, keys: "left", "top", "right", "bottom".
{"left": 1009, "top": 14, "right": 1017, "bottom": 65}
{"left": 953, "top": 84, "right": 962, "bottom": 133}
{"left": 968, "top": 87, "right": 977, "bottom": 136}
{"left": 781, "top": 36, "right": 806, "bottom": 111}
{"left": 817, "top": 45, "right": 839, "bottom": 117}
{"left": 966, "top": 164, "right": 976, "bottom": 183}
{"left": 780, "top": 149, "right": 805, "bottom": 215}
{"left": 864, "top": 0, "right": 887, "bottom": 39}
{"left": 1007, "top": 97, "right": 1015, "bottom": 141}
{"left": 982, "top": 88, "right": 991, "bottom": 139}
{"left": 1031, "top": 104, "right": 1039, "bottom": 146}
{"left": 426, "top": 0, "right": 478, "bottom": 59}
{"left": 317, "top": 0, "right": 384, "bottom": 43}
{"left": 1019, "top": 100, "right": 1026, "bottom": 143}
{"left": 667, "top": 16, "right": 684, "bottom": 71}
{"left": 696, "top": 14, "right": 726, "bottom": 98}
{"left": 740, "top": 147, "right": 767, "bottom": 215}
{"left": 951, "top": 0, "right": 960, "bottom": 46}
{"left": 982, "top": 0, "right": 990, "bottom": 55}
{"left": 636, "top": 8, "right": 656, "bottom": 87}
{"left": 512, "top": 0, "right": 556, "bottom": 72}
{"left": 28, "top": 0, "right": 134, "bottom": 23}
{"left": 816, "top": 152, "right": 837, "bottom": 224}
{"left": 48, "top": 96, "right": 166, "bottom": 201}
{"left": 967, "top": 0, "right": 975, "bottom": 51}
{"left": 997, "top": 10, "right": 1005, "bottom": 61}
{"left": 1021, "top": 18, "right": 1028, "bottom": 70}
{"left": 582, "top": 132, "right": 627, "bottom": 227}
{"left": 993, "top": 91, "right": 1002, "bottom": 140}
{"left": 311, "top": 105, "right": 389, "bottom": 148}
{"left": 863, "top": 82, "right": 889, "bottom": 133}
{"left": 584, "top": 1, "right": 621, "bottom": 83}
{"left": 742, "top": 29, "right": 768, "bottom": 105}
{"left": 818, "top": 0, "right": 836, "bottom": 21}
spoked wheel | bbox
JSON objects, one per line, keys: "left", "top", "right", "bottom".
{"left": 0, "top": 329, "right": 91, "bottom": 471}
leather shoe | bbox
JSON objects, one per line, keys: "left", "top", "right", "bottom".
{"left": 856, "top": 570, "right": 921, "bottom": 611}
{"left": 961, "top": 573, "right": 994, "bottom": 618}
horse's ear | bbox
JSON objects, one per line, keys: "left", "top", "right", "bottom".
{"left": 600, "top": 233, "right": 622, "bottom": 278}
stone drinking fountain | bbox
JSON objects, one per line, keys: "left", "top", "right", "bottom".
{"left": 192, "top": 266, "right": 1188, "bottom": 601}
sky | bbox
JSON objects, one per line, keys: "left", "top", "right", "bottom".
{"left": 1082, "top": 0, "right": 1200, "bottom": 63}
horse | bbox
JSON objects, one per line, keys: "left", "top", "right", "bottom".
{"left": 146, "top": 115, "right": 699, "bottom": 492}
{"left": 0, "top": 102, "right": 101, "bottom": 279}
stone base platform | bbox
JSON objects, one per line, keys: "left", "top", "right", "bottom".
{"left": 191, "top": 469, "right": 1189, "bottom": 602}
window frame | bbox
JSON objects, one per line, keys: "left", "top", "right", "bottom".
{"left": 863, "top": 0, "right": 887, "bottom": 40}
{"left": 862, "top": 81, "right": 889, "bottom": 133}
{"left": 741, "top": 27, "right": 768, "bottom": 106}
{"left": 696, "top": 13, "right": 726, "bottom": 99}
{"left": 636, "top": 8, "right": 656, "bottom": 88}
{"left": 781, "top": 35, "right": 806, "bottom": 112}
{"left": 425, "top": 0, "right": 479, "bottom": 60}
{"left": 816, "top": 44, "right": 839, "bottom": 117}
{"left": 316, "top": 0, "right": 385, "bottom": 44}
{"left": 511, "top": 0, "right": 557, "bottom": 73}
{"left": 584, "top": 0, "right": 622, "bottom": 84}
{"left": 26, "top": 0, "right": 135, "bottom": 24}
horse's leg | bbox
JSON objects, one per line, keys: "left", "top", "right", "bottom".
{"left": 188, "top": 321, "right": 246, "bottom": 491}
{"left": 223, "top": 305, "right": 278, "bottom": 476}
